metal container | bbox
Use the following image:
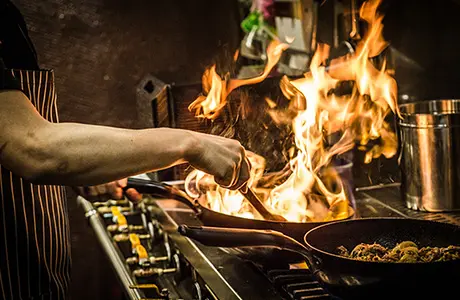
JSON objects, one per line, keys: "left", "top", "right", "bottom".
{"left": 399, "top": 99, "right": 460, "bottom": 212}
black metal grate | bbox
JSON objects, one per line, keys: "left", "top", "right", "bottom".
{"left": 361, "top": 189, "right": 460, "bottom": 226}
{"left": 255, "top": 266, "right": 332, "bottom": 300}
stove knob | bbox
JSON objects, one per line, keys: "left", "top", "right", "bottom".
{"left": 133, "top": 267, "right": 176, "bottom": 277}
{"left": 141, "top": 213, "right": 148, "bottom": 229}
{"left": 93, "top": 199, "right": 128, "bottom": 207}
{"left": 173, "top": 253, "right": 181, "bottom": 273}
{"left": 126, "top": 255, "right": 168, "bottom": 266}
{"left": 173, "top": 253, "right": 186, "bottom": 283}
{"left": 106, "top": 224, "right": 118, "bottom": 232}
{"left": 111, "top": 207, "right": 128, "bottom": 232}
{"left": 97, "top": 206, "right": 130, "bottom": 215}
{"left": 129, "top": 233, "right": 141, "bottom": 254}
{"left": 107, "top": 224, "right": 144, "bottom": 233}
{"left": 160, "top": 288, "right": 169, "bottom": 299}
{"left": 148, "top": 222, "right": 155, "bottom": 242}
{"left": 193, "top": 282, "right": 203, "bottom": 300}
{"left": 113, "top": 233, "right": 150, "bottom": 243}
{"left": 147, "top": 220, "right": 164, "bottom": 244}
{"left": 129, "top": 233, "right": 152, "bottom": 256}
{"left": 110, "top": 206, "right": 122, "bottom": 219}
{"left": 135, "top": 244, "right": 149, "bottom": 266}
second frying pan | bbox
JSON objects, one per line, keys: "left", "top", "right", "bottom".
{"left": 179, "top": 217, "right": 460, "bottom": 300}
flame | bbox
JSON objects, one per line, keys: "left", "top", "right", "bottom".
{"left": 185, "top": 151, "right": 267, "bottom": 219}
{"left": 188, "top": 40, "right": 289, "bottom": 120}
{"left": 233, "top": 49, "right": 240, "bottom": 62}
{"left": 186, "top": 0, "right": 398, "bottom": 222}
{"left": 267, "top": 53, "right": 354, "bottom": 220}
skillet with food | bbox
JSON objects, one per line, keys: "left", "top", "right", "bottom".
{"left": 178, "top": 217, "right": 460, "bottom": 300}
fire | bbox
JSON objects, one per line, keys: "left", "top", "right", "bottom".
{"left": 186, "top": 0, "right": 398, "bottom": 222}
{"left": 188, "top": 40, "right": 289, "bottom": 120}
{"left": 185, "top": 151, "right": 267, "bottom": 219}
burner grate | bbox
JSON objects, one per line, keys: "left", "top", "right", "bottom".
{"left": 360, "top": 189, "right": 460, "bottom": 226}
{"left": 257, "top": 267, "right": 332, "bottom": 300}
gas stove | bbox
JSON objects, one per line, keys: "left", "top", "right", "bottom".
{"left": 77, "top": 184, "right": 460, "bottom": 300}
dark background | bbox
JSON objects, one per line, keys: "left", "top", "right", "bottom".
{"left": 13, "top": 0, "right": 243, "bottom": 128}
{"left": 10, "top": 0, "right": 460, "bottom": 299}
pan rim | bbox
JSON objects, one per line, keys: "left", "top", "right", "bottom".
{"left": 303, "top": 216, "right": 460, "bottom": 265}
{"left": 198, "top": 197, "right": 356, "bottom": 224}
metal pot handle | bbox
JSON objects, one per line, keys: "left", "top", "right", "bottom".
{"left": 125, "top": 177, "right": 200, "bottom": 213}
{"left": 178, "top": 225, "right": 310, "bottom": 258}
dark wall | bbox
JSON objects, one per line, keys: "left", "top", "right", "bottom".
{"left": 317, "top": 0, "right": 460, "bottom": 101}
{"left": 11, "top": 1, "right": 241, "bottom": 299}
{"left": 380, "top": 0, "right": 460, "bottom": 100}
{"left": 14, "top": 0, "right": 241, "bottom": 128}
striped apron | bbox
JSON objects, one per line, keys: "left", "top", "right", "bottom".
{"left": 0, "top": 69, "right": 71, "bottom": 300}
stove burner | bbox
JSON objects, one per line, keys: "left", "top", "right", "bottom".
{"left": 254, "top": 265, "right": 332, "bottom": 300}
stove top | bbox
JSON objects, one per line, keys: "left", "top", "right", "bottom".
{"left": 78, "top": 184, "right": 460, "bottom": 300}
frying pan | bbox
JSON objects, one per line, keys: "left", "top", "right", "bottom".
{"left": 126, "top": 177, "right": 354, "bottom": 242}
{"left": 178, "top": 217, "right": 460, "bottom": 300}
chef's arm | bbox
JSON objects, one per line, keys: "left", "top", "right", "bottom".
{"left": 0, "top": 90, "right": 250, "bottom": 188}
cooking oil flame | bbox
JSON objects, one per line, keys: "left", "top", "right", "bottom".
{"left": 186, "top": 0, "right": 397, "bottom": 222}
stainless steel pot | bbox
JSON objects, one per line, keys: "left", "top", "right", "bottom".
{"left": 399, "top": 99, "right": 460, "bottom": 212}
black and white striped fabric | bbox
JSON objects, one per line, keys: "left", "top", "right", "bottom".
{"left": 0, "top": 69, "right": 71, "bottom": 300}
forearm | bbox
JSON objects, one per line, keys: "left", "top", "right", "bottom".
{"left": 2, "top": 118, "right": 194, "bottom": 185}
{"left": 39, "top": 124, "right": 195, "bottom": 185}
{"left": 0, "top": 90, "right": 248, "bottom": 189}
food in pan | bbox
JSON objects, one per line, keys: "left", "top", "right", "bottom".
{"left": 337, "top": 241, "right": 460, "bottom": 262}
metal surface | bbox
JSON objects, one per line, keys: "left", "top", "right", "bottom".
{"left": 77, "top": 196, "right": 143, "bottom": 300}
{"left": 361, "top": 185, "right": 460, "bottom": 226}
{"left": 399, "top": 99, "right": 460, "bottom": 212}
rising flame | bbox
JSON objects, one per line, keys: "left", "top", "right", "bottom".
{"left": 186, "top": 0, "right": 398, "bottom": 222}
{"left": 185, "top": 151, "right": 267, "bottom": 220}
{"left": 188, "top": 40, "right": 289, "bottom": 120}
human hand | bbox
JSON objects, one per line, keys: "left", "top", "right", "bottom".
{"left": 185, "top": 131, "right": 251, "bottom": 190}
{"left": 77, "top": 178, "right": 143, "bottom": 203}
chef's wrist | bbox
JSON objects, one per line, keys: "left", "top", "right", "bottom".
{"left": 180, "top": 129, "right": 202, "bottom": 164}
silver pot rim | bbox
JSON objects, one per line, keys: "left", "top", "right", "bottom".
{"left": 399, "top": 99, "right": 460, "bottom": 128}
{"left": 399, "top": 99, "right": 460, "bottom": 116}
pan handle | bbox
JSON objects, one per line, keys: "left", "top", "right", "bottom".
{"left": 125, "top": 177, "right": 200, "bottom": 213}
{"left": 178, "top": 225, "right": 310, "bottom": 258}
